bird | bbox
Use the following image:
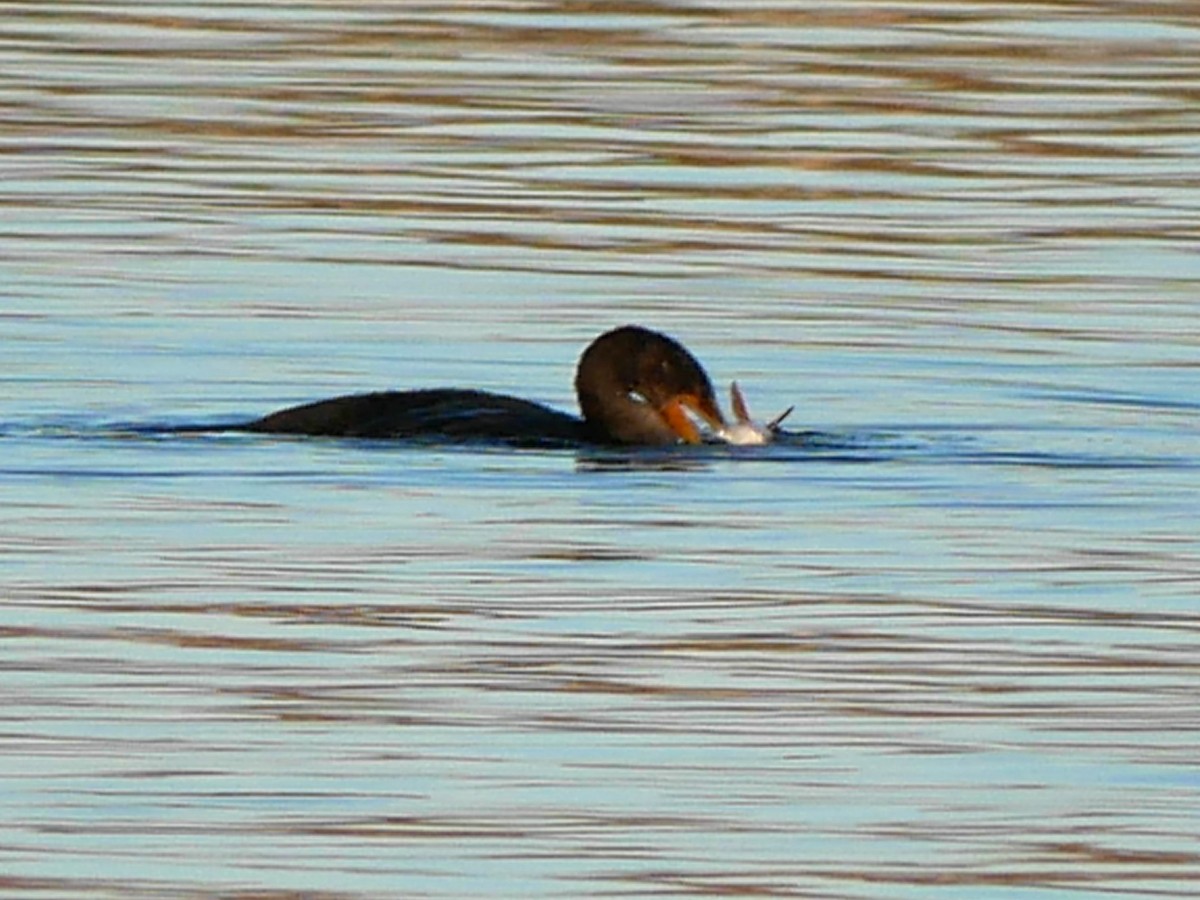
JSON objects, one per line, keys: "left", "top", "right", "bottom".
{"left": 236, "top": 325, "right": 727, "bottom": 447}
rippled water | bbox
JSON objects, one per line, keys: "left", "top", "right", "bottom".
{"left": 3, "top": 2, "right": 1199, "bottom": 898}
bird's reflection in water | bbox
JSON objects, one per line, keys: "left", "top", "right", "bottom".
{"left": 574, "top": 446, "right": 716, "bottom": 474}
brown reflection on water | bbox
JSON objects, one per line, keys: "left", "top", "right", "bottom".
{"left": 6, "top": 0, "right": 1198, "bottom": 286}
{"left": 6, "top": 557, "right": 1200, "bottom": 896}
{"left": 4, "top": 1, "right": 1200, "bottom": 898}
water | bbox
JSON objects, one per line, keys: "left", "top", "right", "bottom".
{"left": 2, "top": 1, "right": 1199, "bottom": 897}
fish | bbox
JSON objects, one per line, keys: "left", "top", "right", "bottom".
{"left": 715, "top": 381, "right": 794, "bottom": 446}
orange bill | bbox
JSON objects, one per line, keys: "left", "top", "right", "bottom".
{"left": 660, "top": 392, "right": 726, "bottom": 444}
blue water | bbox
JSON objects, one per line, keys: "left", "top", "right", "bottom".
{"left": 2, "top": 2, "right": 1199, "bottom": 898}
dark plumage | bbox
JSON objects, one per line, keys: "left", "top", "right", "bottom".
{"left": 239, "top": 326, "right": 726, "bottom": 447}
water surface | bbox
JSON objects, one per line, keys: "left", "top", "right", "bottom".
{"left": 2, "top": 2, "right": 1199, "bottom": 898}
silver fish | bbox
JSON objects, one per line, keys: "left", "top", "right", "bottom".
{"left": 716, "top": 381, "right": 794, "bottom": 446}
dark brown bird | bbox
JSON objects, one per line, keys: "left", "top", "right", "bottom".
{"left": 240, "top": 326, "right": 727, "bottom": 447}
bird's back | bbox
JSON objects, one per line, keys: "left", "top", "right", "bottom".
{"left": 245, "top": 388, "right": 585, "bottom": 446}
